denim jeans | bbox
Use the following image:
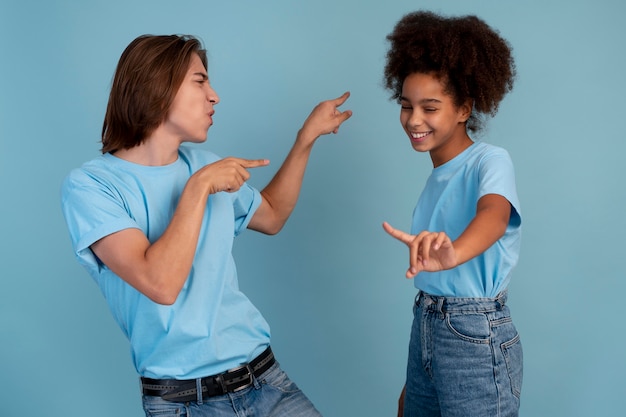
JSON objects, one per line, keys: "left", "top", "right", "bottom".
{"left": 142, "top": 362, "right": 322, "bottom": 417}
{"left": 403, "top": 291, "right": 523, "bottom": 417}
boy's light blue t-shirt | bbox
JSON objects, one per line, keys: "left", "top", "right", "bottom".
{"left": 61, "top": 145, "right": 270, "bottom": 379}
{"left": 411, "top": 141, "right": 522, "bottom": 298}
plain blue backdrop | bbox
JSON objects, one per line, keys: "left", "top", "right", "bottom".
{"left": 1, "top": 0, "right": 625, "bottom": 416}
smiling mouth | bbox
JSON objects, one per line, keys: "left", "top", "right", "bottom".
{"left": 410, "top": 131, "right": 432, "bottom": 141}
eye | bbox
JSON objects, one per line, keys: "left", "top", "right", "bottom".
{"left": 424, "top": 107, "right": 437, "bottom": 112}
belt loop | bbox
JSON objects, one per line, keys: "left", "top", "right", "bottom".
{"left": 250, "top": 363, "right": 261, "bottom": 389}
{"left": 496, "top": 290, "right": 506, "bottom": 310}
{"left": 195, "top": 378, "right": 203, "bottom": 404}
{"left": 436, "top": 296, "right": 445, "bottom": 319}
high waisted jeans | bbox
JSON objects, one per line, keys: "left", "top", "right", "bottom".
{"left": 403, "top": 291, "right": 523, "bottom": 417}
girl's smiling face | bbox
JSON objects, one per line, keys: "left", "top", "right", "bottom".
{"left": 399, "top": 72, "right": 473, "bottom": 167}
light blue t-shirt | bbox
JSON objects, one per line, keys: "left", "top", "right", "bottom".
{"left": 61, "top": 145, "right": 271, "bottom": 379}
{"left": 411, "top": 141, "right": 522, "bottom": 298}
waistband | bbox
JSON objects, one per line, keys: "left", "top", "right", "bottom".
{"left": 415, "top": 290, "right": 508, "bottom": 314}
{"left": 141, "top": 346, "right": 275, "bottom": 403}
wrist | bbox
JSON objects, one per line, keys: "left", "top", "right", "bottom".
{"left": 295, "top": 128, "right": 316, "bottom": 150}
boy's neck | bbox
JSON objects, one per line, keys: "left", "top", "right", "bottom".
{"left": 113, "top": 137, "right": 180, "bottom": 166}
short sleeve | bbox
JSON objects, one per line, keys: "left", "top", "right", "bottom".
{"left": 231, "top": 182, "right": 262, "bottom": 236}
{"left": 60, "top": 170, "right": 139, "bottom": 274}
{"left": 478, "top": 149, "right": 521, "bottom": 227}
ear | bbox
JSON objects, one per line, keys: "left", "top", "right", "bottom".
{"left": 459, "top": 99, "right": 473, "bottom": 122}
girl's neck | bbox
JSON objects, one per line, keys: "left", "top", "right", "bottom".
{"left": 430, "top": 132, "right": 473, "bottom": 168}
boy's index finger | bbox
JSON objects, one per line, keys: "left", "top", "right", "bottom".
{"left": 333, "top": 91, "right": 351, "bottom": 106}
{"left": 240, "top": 158, "right": 270, "bottom": 168}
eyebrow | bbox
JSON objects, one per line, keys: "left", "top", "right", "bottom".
{"left": 399, "top": 96, "right": 442, "bottom": 104}
{"left": 193, "top": 72, "right": 209, "bottom": 80}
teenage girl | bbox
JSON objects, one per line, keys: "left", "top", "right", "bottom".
{"left": 381, "top": 11, "right": 523, "bottom": 417}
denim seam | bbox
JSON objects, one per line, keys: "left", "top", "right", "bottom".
{"left": 501, "top": 333, "right": 522, "bottom": 399}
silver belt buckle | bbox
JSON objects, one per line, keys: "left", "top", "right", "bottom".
{"left": 228, "top": 363, "right": 255, "bottom": 392}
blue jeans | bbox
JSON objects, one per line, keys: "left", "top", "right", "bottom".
{"left": 404, "top": 291, "right": 523, "bottom": 417}
{"left": 141, "top": 362, "right": 322, "bottom": 417}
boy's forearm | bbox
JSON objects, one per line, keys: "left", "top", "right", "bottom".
{"left": 255, "top": 134, "right": 314, "bottom": 233}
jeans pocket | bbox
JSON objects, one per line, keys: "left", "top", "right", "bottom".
{"left": 142, "top": 396, "right": 188, "bottom": 417}
{"left": 445, "top": 313, "right": 490, "bottom": 343}
{"left": 501, "top": 334, "right": 523, "bottom": 399}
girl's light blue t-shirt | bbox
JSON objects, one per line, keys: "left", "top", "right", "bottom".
{"left": 61, "top": 145, "right": 270, "bottom": 379}
{"left": 411, "top": 141, "right": 522, "bottom": 298}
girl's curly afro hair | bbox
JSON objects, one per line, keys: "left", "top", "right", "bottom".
{"left": 384, "top": 11, "right": 516, "bottom": 132}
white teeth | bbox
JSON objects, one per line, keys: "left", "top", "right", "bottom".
{"left": 411, "top": 132, "right": 430, "bottom": 139}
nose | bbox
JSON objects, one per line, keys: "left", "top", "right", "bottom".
{"left": 406, "top": 109, "right": 422, "bottom": 128}
{"left": 207, "top": 85, "right": 220, "bottom": 105}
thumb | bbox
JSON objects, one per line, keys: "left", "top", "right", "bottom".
{"left": 339, "top": 109, "right": 353, "bottom": 122}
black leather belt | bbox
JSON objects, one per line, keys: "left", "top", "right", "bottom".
{"left": 141, "top": 346, "right": 275, "bottom": 402}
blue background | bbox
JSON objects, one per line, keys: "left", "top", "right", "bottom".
{"left": 1, "top": 0, "right": 625, "bottom": 416}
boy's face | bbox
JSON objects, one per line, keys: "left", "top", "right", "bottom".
{"left": 399, "top": 72, "right": 471, "bottom": 167}
{"left": 161, "top": 54, "right": 219, "bottom": 144}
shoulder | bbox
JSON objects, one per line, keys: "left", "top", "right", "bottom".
{"left": 61, "top": 154, "right": 133, "bottom": 207}
{"left": 471, "top": 141, "right": 511, "bottom": 159}
{"left": 62, "top": 155, "right": 112, "bottom": 191}
{"left": 469, "top": 142, "right": 514, "bottom": 171}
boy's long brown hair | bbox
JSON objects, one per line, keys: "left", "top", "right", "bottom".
{"left": 101, "top": 34, "right": 207, "bottom": 154}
